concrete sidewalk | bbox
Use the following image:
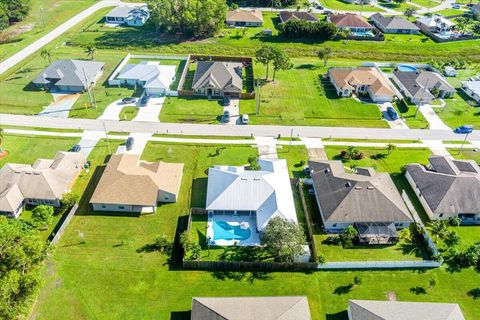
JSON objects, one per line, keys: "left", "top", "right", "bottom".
{"left": 256, "top": 137, "right": 278, "bottom": 159}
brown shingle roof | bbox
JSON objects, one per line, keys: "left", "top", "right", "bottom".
{"left": 329, "top": 67, "right": 395, "bottom": 97}
{"left": 226, "top": 10, "right": 263, "bottom": 23}
{"left": 329, "top": 13, "right": 373, "bottom": 29}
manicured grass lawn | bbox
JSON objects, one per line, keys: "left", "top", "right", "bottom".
{"left": 119, "top": 106, "right": 138, "bottom": 121}
{"left": 0, "top": 134, "right": 79, "bottom": 167}
{"left": 435, "top": 8, "right": 466, "bottom": 16}
{"left": 152, "top": 133, "right": 253, "bottom": 140}
{"left": 318, "top": 0, "right": 383, "bottom": 11}
{"left": 19, "top": 208, "right": 64, "bottom": 242}
{"left": 411, "top": 0, "right": 440, "bottom": 8}
{"left": 159, "top": 96, "right": 224, "bottom": 123}
{"left": 240, "top": 58, "right": 387, "bottom": 128}
{"left": 378, "top": 0, "right": 417, "bottom": 12}
{"left": 277, "top": 145, "right": 309, "bottom": 178}
{"left": 448, "top": 148, "right": 480, "bottom": 164}
{"left": 393, "top": 100, "right": 429, "bottom": 129}
{"left": 435, "top": 92, "right": 480, "bottom": 130}
{"left": 0, "top": 0, "right": 97, "bottom": 60}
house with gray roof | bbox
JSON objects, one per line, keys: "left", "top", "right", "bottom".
{"left": 370, "top": 13, "right": 420, "bottom": 34}
{"left": 0, "top": 152, "right": 85, "bottom": 218}
{"left": 116, "top": 61, "right": 176, "bottom": 96}
{"left": 192, "top": 296, "right": 311, "bottom": 320}
{"left": 279, "top": 11, "right": 319, "bottom": 23}
{"left": 192, "top": 61, "right": 243, "bottom": 98}
{"left": 308, "top": 160, "right": 413, "bottom": 237}
{"left": 405, "top": 155, "right": 480, "bottom": 224}
{"left": 392, "top": 70, "right": 455, "bottom": 104}
{"left": 105, "top": 6, "right": 149, "bottom": 27}
{"left": 461, "top": 80, "right": 480, "bottom": 104}
{"left": 32, "top": 59, "right": 105, "bottom": 92}
{"left": 348, "top": 299, "right": 465, "bottom": 320}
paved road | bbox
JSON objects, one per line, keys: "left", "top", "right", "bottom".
{"left": 1, "top": 113, "right": 478, "bottom": 141}
{"left": 0, "top": 0, "right": 140, "bottom": 75}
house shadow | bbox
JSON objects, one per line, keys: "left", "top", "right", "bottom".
{"left": 190, "top": 177, "right": 207, "bottom": 208}
{"left": 169, "top": 215, "right": 190, "bottom": 270}
{"left": 23, "top": 82, "right": 46, "bottom": 92}
{"left": 295, "top": 64, "right": 320, "bottom": 70}
{"left": 170, "top": 311, "right": 191, "bottom": 320}
{"left": 326, "top": 311, "right": 349, "bottom": 320}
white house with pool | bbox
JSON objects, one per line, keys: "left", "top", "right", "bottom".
{"left": 205, "top": 158, "right": 297, "bottom": 246}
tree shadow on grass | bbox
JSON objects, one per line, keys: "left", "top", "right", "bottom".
{"left": 410, "top": 286, "right": 427, "bottom": 295}
{"left": 190, "top": 177, "right": 207, "bottom": 208}
{"left": 326, "top": 311, "right": 349, "bottom": 320}
{"left": 467, "top": 288, "right": 480, "bottom": 299}
{"left": 334, "top": 283, "right": 353, "bottom": 295}
{"left": 170, "top": 311, "right": 191, "bottom": 320}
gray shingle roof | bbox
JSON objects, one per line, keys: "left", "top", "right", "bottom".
{"left": 348, "top": 299, "right": 465, "bottom": 320}
{"left": 191, "top": 296, "right": 311, "bottom": 320}
{"left": 105, "top": 6, "right": 148, "bottom": 19}
{"left": 32, "top": 59, "right": 104, "bottom": 89}
{"left": 393, "top": 71, "right": 455, "bottom": 100}
{"left": 279, "top": 11, "right": 319, "bottom": 23}
{"left": 309, "top": 160, "right": 412, "bottom": 224}
{"left": 370, "top": 13, "right": 419, "bottom": 31}
{"left": 192, "top": 61, "right": 243, "bottom": 92}
{"left": 406, "top": 156, "right": 480, "bottom": 215}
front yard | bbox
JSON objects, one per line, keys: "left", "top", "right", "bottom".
{"left": 159, "top": 97, "right": 224, "bottom": 123}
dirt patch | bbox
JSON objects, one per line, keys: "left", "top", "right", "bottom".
{"left": 386, "top": 291, "right": 398, "bottom": 301}
{"left": 0, "top": 23, "right": 34, "bottom": 43}
{"left": 0, "top": 150, "right": 9, "bottom": 160}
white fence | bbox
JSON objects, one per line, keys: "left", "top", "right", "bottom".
{"left": 108, "top": 53, "right": 131, "bottom": 86}
{"left": 317, "top": 260, "right": 441, "bottom": 270}
{"left": 50, "top": 204, "right": 78, "bottom": 246}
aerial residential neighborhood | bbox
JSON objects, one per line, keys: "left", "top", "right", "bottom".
{"left": 0, "top": 0, "right": 479, "bottom": 319}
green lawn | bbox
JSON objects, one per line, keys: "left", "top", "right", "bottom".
{"left": 411, "top": 0, "right": 440, "bottom": 8}
{"left": 393, "top": 100, "right": 429, "bottom": 129}
{"left": 435, "top": 8, "right": 466, "bottom": 16}
{"left": 448, "top": 148, "right": 480, "bottom": 164}
{"left": 159, "top": 96, "right": 224, "bottom": 123}
{"left": 0, "top": 134, "right": 78, "bottom": 167}
{"left": 435, "top": 93, "right": 480, "bottom": 130}
{"left": 378, "top": 0, "right": 417, "bottom": 12}
{"left": 318, "top": 0, "right": 383, "bottom": 11}
{"left": 276, "top": 145, "right": 309, "bottom": 178}
{"left": 119, "top": 106, "right": 138, "bottom": 121}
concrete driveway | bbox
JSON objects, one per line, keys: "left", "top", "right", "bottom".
{"left": 378, "top": 103, "right": 409, "bottom": 129}
{"left": 133, "top": 97, "right": 164, "bottom": 122}
{"left": 38, "top": 92, "right": 80, "bottom": 118}
{"left": 419, "top": 104, "right": 451, "bottom": 130}
{"left": 78, "top": 130, "right": 104, "bottom": 158}
{"left": 222, "top": 98, "right": 240, "bottom": 125}
{"left": 98, "top": 99, "right": 134, "bottom": 121}
{"left": 116, "top": 133, "right": 152, "bottom": 155}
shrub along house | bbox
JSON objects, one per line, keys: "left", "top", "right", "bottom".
{"left": 370, "top": 13, "right": 420, "bottom": 34}
{"left": 225, "top": 9, "right": 263, "bottom": 27}
{"left": 328, "top": 67, "right": 396, "bottom": 103}
{"left": 89, "top": 154, "right": 183, "bottom": 213}
{"left": 406, "top": 156, "right": 480, "bottom": 225}
{"left": 0, "top": 152, "right": 85, "bottom": 218}
{"left": 309, "top": 160, "right": 413, "bottom": 244}
{"left": 32, "top": 59, "right": 105, "bottom": 92}
{"left": 192, "top": 61, "right": 243, "bottom": 98}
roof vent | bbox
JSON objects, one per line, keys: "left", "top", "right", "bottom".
{"left": 34, "top": 172, "right": 41, "bottom": 175}
{"left": 241, "top": 178, "right": 248, "bottom": 181}
{"left": 345, "top": 182, "right": 352, "bottom": 188}
{"left": 355, "top": 186, "right": 362, "bottom": 190}
{"left": 253, "top": 178, "right": 261, "bottom": 181}
{"left": 367, "top": 186, "right": 374, "bottom": 190}
{"left": 324, "top": 168, "right": 330, "bottom": 174}
{"left": 14, "top": 171, "right": 21, "bottom": 174}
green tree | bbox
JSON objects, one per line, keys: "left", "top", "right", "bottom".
{"left": 427, "top": 220, "right": 449, "bottom": 243}
{"left": 189, "top": 243, "right": 202, "bottom": 260}
{"left": 404, "top": 8, "right": 416, "bottom": 19}
{"left": 40, "top": 48, "right": 52, "bottom": 64}
{"left": 31, "top": 205, "right": 54, "bottom": 230}
{"left": 344, "top": 225, "right": 358, "bottom": 240}
{"left": 260, "top": 217, "right": 306, "bottom": 263}
{"left": 248, "top": 155, "right": 260, "bottom": 170}
{"left": 59, "top": 193, "right": 78, "bottom": 215}
{"left": 353, "top": 275, "right": 362, "bottom": 286}
{"left": 255, "top": 45, "right": 276, "bottom": 81}
{"left": 272, "top": 47, "right": 292, "bottom": 81}
{"left": 84, "top": 44, "right": 96, "bottom": 60}
{"left": 386, "top": 143, "right": 397, "bottom": 155}
{"left": 317, "top": 47, "right": 333, "bottom": 67}
{"left": 0, "top": 216, "right": 47, "bottom": 320}
{"left": 179, "top": 230, "right": 191, "bottom": 251}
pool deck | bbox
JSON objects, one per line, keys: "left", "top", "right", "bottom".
{"left": 207, "top": 215, "right": 260, "bottom": 246}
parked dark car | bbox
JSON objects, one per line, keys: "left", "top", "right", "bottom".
{"left": 122, "top": 97, "right": 136, "bottom": 104}
{"left": 304, "top": 167, "right": 311, "bottom": 176}
{"left": 454, "top": 125, "right": 473, "bottom": 134}
{"left": 140, "top": 95, "right": 150, "bottom": 106}
{"left": 323, "top": 10, "right": 333, "bottom": 15}
{"left": 223, "top": 96, "right": 231, "bottom": 106}
{"left": 70, "top": 144, "right": 81, "bottom": 152}
{"left": 223, "top": 110, "right": 230, "bottom": 123}
{"left": 386, "top": 106, "right": 399, "bottom": 120}
{"left": 126, "top": 137, "right": 135, "bottom": 151}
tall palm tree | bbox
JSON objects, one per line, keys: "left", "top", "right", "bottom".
{"left": 427, "top": 220, "right": 448, "bottom": 243}
{"left": 40, "top": 48, "right": 52, "bottom": 64}
{"left": 84, "top": 44, "right": 96, "bottom": 60}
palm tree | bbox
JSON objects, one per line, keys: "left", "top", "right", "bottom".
{"left": 386, "top": 143, "right": 397, "bottom": 155}
{"left": 427, "top": 220, "right": 448, "bottom": 243}
{"left": 40, "top": 48, "right": 52, "bottom": 64}
{"left": 318, "top": 47, "right": 333, "bottom": 67}
{"left": 84, "top": 44, "right": 96, "bottom": 60}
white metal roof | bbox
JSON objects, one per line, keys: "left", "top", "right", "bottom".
{"left": 118, "top": 63, "right": 176, "bottom": 90}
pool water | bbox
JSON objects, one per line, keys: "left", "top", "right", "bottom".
{"left": 212, "top": 220, "right": 251, "bottom": 241}
{"left": 397, "top": 65, "right": 417, "bottom": 72}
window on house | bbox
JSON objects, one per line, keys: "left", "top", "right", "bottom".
{"left": 101, "top": 205, "right": 106, "bottom": 209}
{"left": 119, "top": 206, "right": 125, "bottom": 209}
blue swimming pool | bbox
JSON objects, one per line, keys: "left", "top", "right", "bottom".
{"left": 212, "top": 220, "right": 251, "bottom": 241}
{"left": 397, "top": 65, "right": 417, "bottom": 72}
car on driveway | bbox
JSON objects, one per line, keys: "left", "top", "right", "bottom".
{"left": 452, "top": 4, "right": 461, "bottom": 9}
{"left": 122, "top": 97, "right": 137, "bottom": 104}
{"left": 386, "top": 106, "right": 399, "bottom": 120}
{"left": 454, "top": 125, "right": 473, "bottom": 134}
{"left": 323, "top": 10, "right": 333, "bottom": 15}
{"left": 126, "top": 137, "right": 135, "bottom": 151}
{"left": 223, "top": 96, "right": 231, "bottom": 106}
{"left": 140, "top": 95, "right": 150, "bottom": 106}
{"left": 241, "top": 114, "right": 249, "bottom": 124}
{"left": 223, "top": 110, "right": 230, "bottom": 123}
{"left": 70, "top": 144, "right": 81, "bottom": 152}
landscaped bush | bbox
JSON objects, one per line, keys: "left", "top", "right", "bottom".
{"left": 278, "top": 20, "right": 338, "bottom": 41}
{"left": 339, "top": 146, "right": 364, "bottom": 160}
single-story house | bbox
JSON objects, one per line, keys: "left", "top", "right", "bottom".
{"left": 392, "top": 70, "right": 456, "bottom": 104}
{"left": 116, "top": 61, "right": 176, "bottom": 96}
{"left": 328, "top": 67, "right": 396, "bottom": 103}
{"left": 355, "top": 222, "right": 399, "bottom": 245}
{"left": 192, "top": 61, "right": 243, "bottom": 97}
{"left": 206, "top": 159, "right": 297, "bottom": 232}
{"left": 192, "top": 296, "right": 311, "bottom": 320}
{"left": 0, "top": 152, "right": 85, "bottom": 218}
{"left": 370, "top": 13, "right": 420, "bottom": 34}
{"left": 444, "top": 66, "right": 457, "bottom": 77}
{"left": 342, "top": 0, "right": 371, "bottom": 4}
{"left": 348, "top": 300, "right": 465, "bottom": 320}
{"left": 416, "top": 14, "right": 455, "bottom": 34}
{"left": 90, "top": 154, "right": 183, "bottom": 213}
{"left": 461, "top": 80, "right": 480, "bottom": 103}
{"left": 405, "top": 155, "right": 480, "bottom": 224}
{"left": 105, "top": 6, "right": 150, "bottom": 27}
{"left": 32, "top": 59, "right": 105, "bottom": 92}
{"left": 328, "top": 13, "right": 375, "bottom": 33}
{"left": 226, "top": 9, "right": 263, "bottom": 27}
{"left": 308, "top": 160, "right": 413, "bottom": 236}
{"left": 279, "top": 11, "right": 319, "bottom": 23}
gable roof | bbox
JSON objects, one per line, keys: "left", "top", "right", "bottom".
{"left": 105, "top": 6, "right": 149, "bottom": 20}
{"left": 206, "top": 159, "right": 297, "bottom": 230}
{"left": 348, "top": 300, "right": 465, "bottom": 320}
{"left": 406, "top": 156, "right": 480, "bottom": 215}
{"left": 192, "top": 296, "right": 311, "bottom": 320}
{"left": 393, "top": 71, "right": 455, "bottom": 100}
{"left": 329, "top": 67, "right": 395, "bottom": 97}
{"left": 0, "top": 152, "right": 84, "bottom": 212}
{"left": 279, "top": 11, "right": 319, "bottom": 23}
{"left": 90, "top": 154, "right": 183, "bottom": 206}
{"left": 118, "top": 62, "right": 176, "bottom": 90}
{"left": 370, "top": 13, "right": 419, "bottom": 31}
{"left": 309, "top": 160, "right": 413, "bottom": 224}
{"left": 416, "top": 14, "right": 455, "bottom": 28}
{"left": 226, "top": 9, "right": 263, "bottom": 23}
{"left": 32, "top": 59, "right": 105, "bottom": 89}
{"left": 192, "top": 61, "right": 243, "bottom": 92}
{"left": 329, "top": 13, "right": 373, "bottom": 29}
